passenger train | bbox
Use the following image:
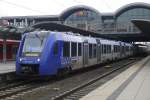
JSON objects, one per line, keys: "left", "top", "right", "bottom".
{"left": 16, "top": 31, "right": 134, "bottom": 76}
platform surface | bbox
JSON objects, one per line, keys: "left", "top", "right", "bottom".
{"left": 80, "top": 56, "right": 150, "bottom": 100}
{"left": 0, "top": 61, "right": 15, "bottom": 74}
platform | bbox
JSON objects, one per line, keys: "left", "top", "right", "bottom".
{"left": 0, "top": 62, "right": 15, "bottom": 74}
{"left": 80, "top": 56, "right": 150, "bottom": 100}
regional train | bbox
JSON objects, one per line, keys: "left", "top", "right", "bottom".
{"left": 16, "top": 31, "right": 134, "bottom": 76}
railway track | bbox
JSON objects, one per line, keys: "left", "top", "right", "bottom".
{"left": 0, "top": 80, "right": 36, "bottom": 99}
{"left": 0, "top": 57, "right": 141, "bottom": 100}
{"left": 52, "top": 58, "right": 138, "bottom": 100}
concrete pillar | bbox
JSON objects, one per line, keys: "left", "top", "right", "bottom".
{"left": 13, "top": 19, "right": 16, "bottom": 26}
{"left": 25, "top": 18, "right": 28, "bottom": 27}
{"left": 3, "top": 38, "right": 7, "bottom": 63}
{"left": 85, "top": 21, "right": 88, "bottom": 31}
{"left": 21, "top": 20, "right": 24, "bottom": 27}
{"left": 32, "top": 20, "right": 35, "bottom": 25}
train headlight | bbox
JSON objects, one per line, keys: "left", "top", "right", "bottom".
{"left": 37, "top": 58, "right": 40, "bottom": 62}
{"left": 19, "top": 58, "right": 22, "bottom": 62}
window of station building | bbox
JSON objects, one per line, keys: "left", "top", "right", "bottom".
{"left": 93, "top": 44, "right": 96, "bottom": 58}
{"left": 116, "top": 8, "right": 150, "bottom": 32}
{"left": 64, "top": 10, "right": 102, "bottom": 32}
{"left": 89, "top": 44, "right": 92, "bottom": 58}
{"left": 53, "top": 42, "right": 58, "bottom": 55}
{"left": 63, "top": 42, "right": 70, "bottom": 57}
{"left": 78, "top": 43, "right": 82, "bottom": 56}
{"left": 71, "top": 42, "right": 77, "bottom": 57}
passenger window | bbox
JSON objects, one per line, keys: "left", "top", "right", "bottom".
{"left": 78, "top": 43, "right": 82, "bottom": 56}
{"left": 107, "top": 45, "right": 109, "bottom": 53}
{"left": 102, "top": 45, "right": 103, "bottom": 54}
{"left": 114, "top": 45, "right": 116, "bottom": 53}
{"left": 89, "top": 44, "right": 92, "bottom": 58}
{"left": 93, "top": 44, "right": 96, "bottom": 58}
{"left": 104, "top": 45, "right": 106, "bottom": 54}
{"left": 63, "top": 42, "right": 70, "bottom": 57}
{"left": 109, "top": 45, "right": 111, "bottom": 53}
{"left": 53, "top": 42, "right": 58, "bottom": 55}
{"left": 71, "top": 42, "right": 77, "bottom": 57}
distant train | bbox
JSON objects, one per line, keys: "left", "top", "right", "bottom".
{"left": 0, "top": 39, "right": 19, "bottom": 61}
{"left": 16, "top": 31, "right": 134, "bottom": 76}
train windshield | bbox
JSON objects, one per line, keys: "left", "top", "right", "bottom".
{"left": 22, "top": 32, "right": 48, "bottom": 56}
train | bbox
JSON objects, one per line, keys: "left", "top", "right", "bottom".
{"left": 0, "top": 39, "right": 19, "bottom": 61}
{"left": 16, "top": 31, "right": 134, "bottom": 76}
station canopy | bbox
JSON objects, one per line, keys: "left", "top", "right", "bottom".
{"left": 31, "top": 22, "right": 117, "bottom": 40}
{"left": 132, "top": 19, "right": 150, "bottom": 34}
{"left": 0, "top": 26, "right": 21, "bottom": 40}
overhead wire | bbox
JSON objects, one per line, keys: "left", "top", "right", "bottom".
{"left": 0, "top": 0, "right": 46, "bottom": 14}
{"left": 102, "top": 0, "right": 112, "bottom": 10}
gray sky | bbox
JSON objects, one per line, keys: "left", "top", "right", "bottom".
{"left": 0, "top": 0, "right": 150, "bottom": 17}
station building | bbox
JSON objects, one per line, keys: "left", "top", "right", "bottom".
{"left": 1, "top": 2, "right": 150, "bottom": 34}
{"left": 0, "top": 2, "right": 150, "bottom": 61}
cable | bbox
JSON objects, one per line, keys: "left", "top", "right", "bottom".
{"left": 0, "top": 0, "right": 46, "bottom": 14}
{"left": 73, "top": 0, "right": 82, "bottom": 3}
{"left": 101, "top": 0, "right": 112, "bottom": 9}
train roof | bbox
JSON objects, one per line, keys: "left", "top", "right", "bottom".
{"left": 53, "top": 32, "right": 83, "bottom": 42}
{"left": 24, "top": 31, "right": 132, "bottom": 46}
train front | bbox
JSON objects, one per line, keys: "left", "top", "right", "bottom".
{"left": 16, "top": 31, "right": 48, "bottom": 76}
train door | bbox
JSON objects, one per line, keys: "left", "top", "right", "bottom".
{"left": 120, "top": 42, "right": 123, "bottom": 58}
{"left": 96, "top": 39, "right": 101, "bottom": 63}
{"left": 110, "top": 45, "right": 113, "bottom": 60}
{"left": 120, "top": 42, "right": 126, "bottom": 58}
{"left": 83, "top": 40, "right": 88, "bottom": 66}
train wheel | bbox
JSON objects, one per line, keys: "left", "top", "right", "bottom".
{"left": 57, "top": 67, "right": 72, "bottom": 78}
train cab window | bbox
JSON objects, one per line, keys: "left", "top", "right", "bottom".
{"left": 93, "top": 44, "right": 96, "bottom": 58}
{"left": 89, "top": 44, "right": 92, "bottom": 58}
{"left": 53, "top": 42, "right": 58, "bottom": 55}
{"left": 71, "top": 42, "right": 77, "bottom": 57}
{"left": 78, "top": 43, "right": 82, "bottom": 56}
{"left": 63, "top": 42, "right": 70, "bottom": 57}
